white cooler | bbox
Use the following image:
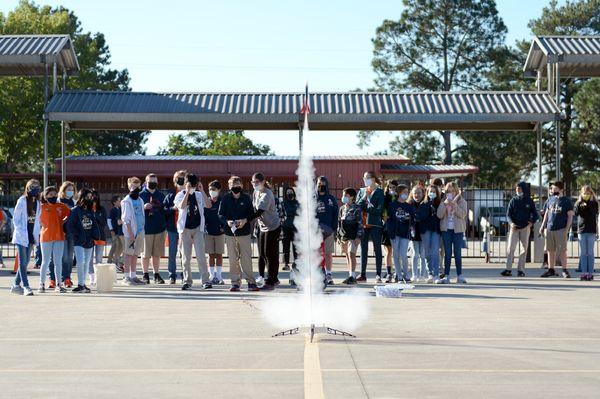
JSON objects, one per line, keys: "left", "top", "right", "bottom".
{"left": 94, "top": 263, "right": 117, "bottom": 293}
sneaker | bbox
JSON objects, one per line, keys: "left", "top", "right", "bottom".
{"left": 256, "top": 276, "right": 265, "bottom": 287}
{"left": 282, "top": 264, "right": 290, "bottom": 271}
{"left": 72, "top": 285, "right": 85, "bottom": 293}
{"left": 438, "top": 276, "right": 450, "bottom": 284}
{"left": 409, "top": 276, "right": 418, "bottom": 283}
{"left": 83, "top": 285, "right": 91, "bottom": 293}
{"left": 202, "top": 282, "right": 213, "bottom": 289}
{"left": 384, "top": 273, "right": 393, "bottom": 283}
{"left": 561, "top": 269, "right": 571, "bottom": 279}
{"left": 394, "top": 274, "right": 399, "bottom": 283}
{"left": 356, "top": 275, "right": 367, "bottom": 282}
{"left": 55, "top": 286, "right": 67, "bottom": 293}
{"left": 580, "top": 273, "right": 588, "bottom": 281}
{"left": 375, "top": 275, "right": 383, "bottom": 283}
{"left": 247, "top": 283, "right": 260, "bottom": 292}
{"left": 181, "top": 282, "right": 192, "bottom": 291}
{"left": 456, "top": 275, "right": 467, "bottom": 284}
{"left": 229, "top": 285, "right": 240, "bottom": 292}
{"left": 434, "top": 278, "right": 443, "bottom": 284}
{"left": 517, "top": 271, "right": 526, "bottom": 277}
{"left": 289, "top": 280, "right": 297, "bottom": 288}
{"left": 154, "top": 273, "right": 165, "bottom": 284}
{"left": 426, "top": 275, "right": 434, "bottom": 283}
{"left": 0, "top": 263, "right": 4, "bottom": 268}
{"left": 48, "top": 279, "right": 56, "bottom": 289}
{"left": 64, "top": 278, "right": 73, "bottom": 288}
{"left": 132, "top": 277, "right": 146, "bottom": 285}
{"left": 342, "top": 276, "right": 357, "bottom": 285}
{"left": 211, "top": 276, "right": 219, "bottom": 285}
{"left": 116, "top": 264, "right": 125, "bottom": 273}
{"left": 37, "top": 285, "right": 45, "bottom": 293}
{"left": 261, "top": 283, "right": 275, "bottom": 291}
{"left": 9, "top": 285, "right": 24, "bottom": 295}
{"left": 122, "top": 277, "right": 133, "bottom": 286}
{"left": 325, "top": 274, "right": 334, "bottom": 285}
{"left": 23, "top": 287, "right": 34, "bottom": 296}
{"left": 169, "top": 277, "right": 176, "bottom": 285}
{"left": 500, "top": 270, "right": 512, "bottom": 277}
{"left": 142, "top": 273, "right": 150, "bottom": 284}
{"left": 541, "top": 268, "right": 556, "bottom": 278}
{"left": 590, "top": 274, "right": 595, "bottom": 281}
{"left": 216, "top": 278, "right": 225, "bottom": 285}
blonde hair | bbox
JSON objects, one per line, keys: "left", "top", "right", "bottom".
{"left": 579, "top": 185, "right": 597, "bottom": 202}
{"left": 444, "top": 181, "right": 460, "bottom": 195}
{"left": 58, "top": 181, "right": 75, "bottom": 199}
{"left": 127, "top": 176, "right": 141, "bottom": 186}
{"left": 408, "top": 185, "right": 424, "bottom": 203}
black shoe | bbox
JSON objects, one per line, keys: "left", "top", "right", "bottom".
{"left": 500, "top": 270, "right": 512, "bottom": 277}
{"left": 142, "top": 273, "right": 150, "bottom": 284}
{"left": 541, "top": 268, "right": 556, "bottom": 278}
{"left": 181, "top": 282, "right": 192, "bottom": 290}
{"left": 169, "top": 277, "right": 176, "bottom": 285}
{"left": 261, "top": 283, "right": 275, "bottom": 291}
{"left": 289, "top": 280, "right": 297, "bottom": 288}
{"left": 247, "top": 283, "right": 260, "bottom": 292}
{"left": 282, "top": 264, "right": 290, "bottom": 271}
{"left": 342, "top": 276, "right": 357, "bottom": 285}
{"left": 83, "top": 285, "right": 91, "bottom": 293}
{"left": 273, "top": 279, "right": 281, "bottom": 286}
{"left": 561, "top": 269, "right": 571, "bottom": 279}
{"left": 517, "top": 271, "right": 526, "bottom": 277}
{"left": 202, "top": 282, "right": 213, "bottom": 289}
{"left": 229, "top": 285, "right": 240, "bottom": 292}
{"left": 154, "top": 273, "right": 165, "bottom": 284}
{"left": 72, "top": 285, "right": 85, "bottom": 293}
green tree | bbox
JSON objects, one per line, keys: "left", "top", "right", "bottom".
{"left": 363, "top": 0, "right": 508, "bottom": 164}
{"left": 0, "top": 1, "right": 148, "bottom": 174}
{"left": 158, "top": 130, "right": 272, "bottom": 156}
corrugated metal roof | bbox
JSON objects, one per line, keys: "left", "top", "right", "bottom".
{"left": 381, "top": 164, "right": 479, "bottom": 172}
{"left": 524, "top": 36, "right": 600, "bottom": 78}
{"left": 0, "top": 34, "right": 79, "bottom": 76}
{"left": 46, "top": 90, "right": 559, "bottom": 131}
{"left": 61, "top": 154, "right": 410, "bottom": 161}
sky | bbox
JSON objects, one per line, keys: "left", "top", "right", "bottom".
{"left": 3, "top": 0, "right": 564, "bottom": 157}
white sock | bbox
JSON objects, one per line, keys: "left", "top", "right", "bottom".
{"left": 348, "top": 271, "right": 353, "bottom": 277}
{"left": 209, "top": 266, "right": 215, "bottom": 278}
{"left": 216, "top": 266, "right": 222, "bottom": 279}
{"left": 129, "top": 271, "right": 136, "bottom": 278}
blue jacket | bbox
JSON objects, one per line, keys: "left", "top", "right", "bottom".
{"left": 507, "top": 182, "right": 539, "bottom": 229}
{"left": 139, "top": 188, "right": 166, "bottom": 234}
{"left": 93, "top": 206, "right": 108, "bottom": 242}
{"left": 386, "top": 201, "right": 415, "bottom": 240}
{"left": 218, "top": 192, "right": 254, "bottom": 236}
{"left": 282, "top": 198, "right": 299, "bottom": 231}
{"left": 163, "top": 190, "right": 178, "bottom": 233}
{"left": 204, "top": 196, "right": 225, "bottom": 236}
{"left": 411, "top": 200, "right": 430, "bottom": 240}
{"left": 109, "top": 207, "right": 123, "bottom": 236}
{"left": 422, "top": 201, "right": 441, "bottom": 233}
{"left": 67, "top": 206, "right": 100, "bottom": 248}
{"left": 315, "top": 176, "right": 338, "bottom": 236}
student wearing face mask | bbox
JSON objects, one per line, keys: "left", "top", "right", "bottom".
{"left": 10, "top": 179, "right": 42, "bottom": 296}
{"left": 422, "top": 185, "right": 442, "bottom": 283}
{"left": 88, "top": 189, "right": 108, "bottom": 286}
{"left": 66, "top": 188, "right": 100, "bottom": 293}
{"left": 205, "top": 180, "right": 226, "bottom": 285}
{"left": 108, "top": 195, "right": 124, "bottom": 272}
{"left": 501, "top": 182, "right": 538, "bottom": 277}
{"left": 218, "top": 176, "right": 260, "bottom": 292}
{"left": 409, "top": 185, "right": 428, "bottom": 282}
{"left": 338, "top": 188, "right": 363, "bottom": 284}
{"left": 163, "top": 170, "right": 187, "bottom": 284}
{"left": 175, "top": 173, "right": 212, "bottom": 290}
{"left": 281, "top": 187, "right": 299, "bottom": 273}
{"left": 139, "top": 173, "right": 166, "bottom": 284}
{"left": 387, "top": 184, "right": 415, "bottom": 282}
{"left": 574, "top": 185, "right": 599, "bottom": 281}
{"left": 121, "top": 177, "right": 146, "bottom": 285}
{"left": 437, "top": 182, "right": 468, "bottom": 284}
{"left": 382, "top": 180, "right": 398, "bottom": 282}
{"left": 315, "top": 175, "right": 339, "bottom": 286}
{"left": 38, "top": 186, "right": 71, "bottom": 293}
{"left": 57, "top": 181, "right": 76, "bottom": 288}
{"left": 252, "top": 173, "right": 282, "bottom": 290}
{"left": 356, "top": 171, "right": 385, "bottom": 283}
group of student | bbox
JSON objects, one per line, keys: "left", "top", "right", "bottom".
{"left": 5, "top": 170, "right": 598, "bottom": 297}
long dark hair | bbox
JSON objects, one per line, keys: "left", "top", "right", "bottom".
{"left": 91, "top": 189, "right": 104, "bottom": 211}
{"left": 76, "top": 188, "right": 93, "bottom": 209}
{"left": 427, "top": 184, "right": 441, "bottom": 207}
{"left": 24, "top": 179, "right": 40, "bottom": 216}
{"left": 41, "top": 186, "right": 58, "bottom": 204}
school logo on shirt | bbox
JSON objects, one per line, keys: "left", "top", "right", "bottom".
{"left": 317, "top": 200, "right": 326, "bottom": 214}
{"left": 549, "top": 202, "right": 564, "bottom": 214}
{"left": 82, "top": 215, "right": 93, "bottom": 230}
{"left": 395, "top": 208, "right": 411, "bottom": 222}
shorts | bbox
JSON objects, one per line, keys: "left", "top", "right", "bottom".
{"left": 381, "top": 228, "right": 391, "bottom": 247}
{"left": 340, "top": 238, "right": 360, "bottom": 254}
{"left": 545, "top": 228, "right": 567, "bottom": 253}
{"left": 323, "top": 234, "right": 335, "bottom": 255}
{"left": 143, "top": 231, "right": 166, "bottom": 258}
{"left": 205, "top": 234, "right": 225, "bottom": 254}
{"left": 124, "top": 233, "right": 145, "bottom": 257}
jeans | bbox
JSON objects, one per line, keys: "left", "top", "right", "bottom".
{"left": 167, "top": 230, "right": 180, "bottom": 279}
{"left": 74, "top": 246, "right": 93, "bottom": 286}
{"left": 61, "top": 237, "right": 75, "bottom": 281}
{"left": 442, "top": 230, "right": 464, "bottom": 277}
{"left": 411, "top": 240, "right": 427, "bottom": 279}
{"left": 281, "top": 227, "right": 297, "bottom": 265}
{"left": 391, "top": 237, "right": 410, "bottom": 279}
{"left": 258, "top": 226, "right": 281, "bottom": 284}
{"left": 14, "top": 244, "right": 33, "bottom": 288}
{"left": 422, "top": 231, "right": 441, "bottom": 277}
{"left": 579, "top": 233, "right": 596, "bottom": 274}
{"left": 360, "top": 227, "right": 383, "bottom": 277}
{"left": 40, "top": 241, "right": 64, "bottom": 286}
{"left": 89, "top": 244, "right": 104, "bottom": 274}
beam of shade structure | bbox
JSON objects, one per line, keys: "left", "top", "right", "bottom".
{"left": 45, "top": 90, "right": 559, "bottom": 131}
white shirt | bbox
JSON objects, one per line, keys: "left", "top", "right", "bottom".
{"left": 174, "top": 190, "right": 206, "bottom": 234}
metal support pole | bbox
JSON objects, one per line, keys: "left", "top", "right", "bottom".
{"left": 536, "top": 70, "right": 543, "bottom": 208}
{"left": 555, "top": 63, "right": 561, "bottom": 181}
{"left": 52, "top": 62, "right": 57, "bottom": 94}
{"left": 61, "top": 71, "right": 67, "bottom": 183}
{"left": 43, "top": 62, "right": 49, "bottom": 188}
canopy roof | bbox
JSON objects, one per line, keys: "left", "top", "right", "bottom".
{"left": 45, "top": 90, "right": 559, "bottom": 131}
{"left": 381, "top": 164, "right": 479, "bottom": 178}
{"left": 0, "top": 34, "right": 79, "bottom": 76}
{"left": 523, "top": 36, "right": 600, "bottom": 78}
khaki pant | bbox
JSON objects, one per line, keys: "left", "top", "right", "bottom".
{"left": 180, "top": 227, "right": 209, "bottom": 285}
{"left": 506, "top": 226, "right": 531, "bottom": 271}
{"left": 226, "top": 234, "right": 256, "bottom": 286}
{"left": 108, "top": 231, "right": 124, "bottom": 264}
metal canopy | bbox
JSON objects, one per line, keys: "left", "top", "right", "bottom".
{"left": 524, "top": 36, "right": 600, "bottom": 78}
{"left": 45, "top": 90, "right": 559, "bottom": 131}
{"left": 0, "top": 34, "right": 80, "bottom": 76}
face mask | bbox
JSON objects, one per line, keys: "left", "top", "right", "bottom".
{"left": 428, "top": 192, "right": 437, "bottom": 199}
{"left": 400, "top": 193, "right": 408, "bottom": 200}
{"left": 582, "top": 194, "right": 591, "bottom": 201}
{"left": 85, "top": 198, "right": 94, "bottom": 208}
{"left": 66, "top": 190, "right": 74, "bottom": 199}
{"left": 47, "top": 197, "right": 57, "bottom": 204}
{"left": 318, "top": 186, "right": 326, "bottom": 194}
{"left": 209, "top": 190, "right": 219, "bottom": 199}
{"left": 287, "top": 193, "right": 294, "bottom": 199}
{"left": 176, "top": 177, "right": 185, "bottom": 186}
{"left": 129, "top": 187, "right": 140, "bottom": 199}
{"left": 27, "top": 187, "right": 40, "bottom": 197}
{"left": 446, "top": 193, "right": 454, "bottom": 201}
{"left": 342, "top": 196, "right": 350, "bottom": 204}
{"left": 389, "top": 190, "right": 396, "bottom": 196}
{"left": 517, "top": 192, "right": 524, "bottom": 197}
{"left": 553, "top": 191, "right": 560, "bottom": 197}
{"left": 364, "top": 178, "right": 373, "bottom": 187}
{"left": 231, "top": 186, "right": 242, "bottom": 194}
{"left": 252, "top": 182, "right": 262, "bottom": 192}
{"left": 148, "top": 182, "right": 158, "bottom": 190}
